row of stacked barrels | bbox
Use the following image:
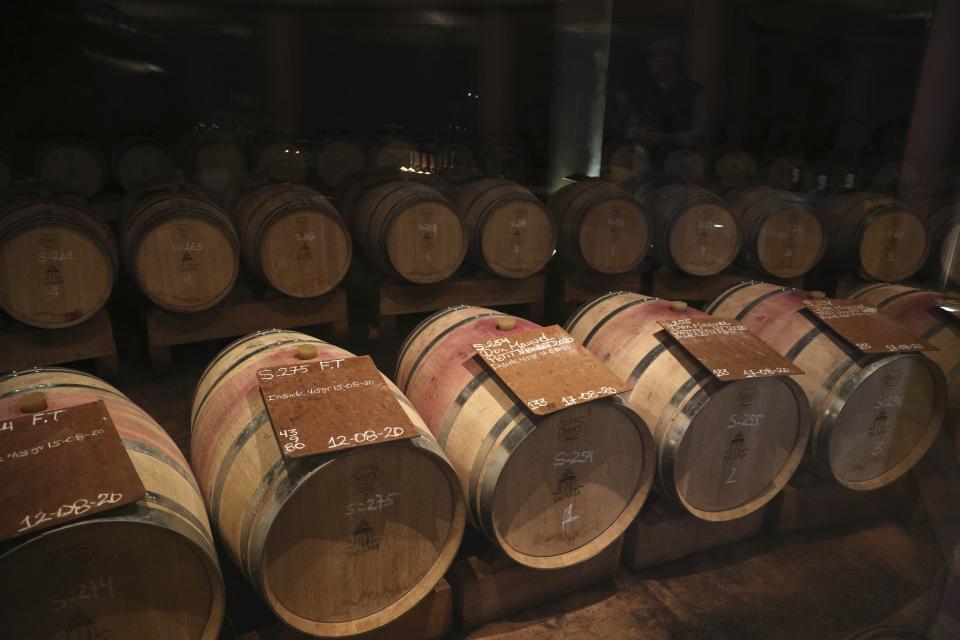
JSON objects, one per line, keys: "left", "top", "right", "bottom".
{"left": 0, "top": 134, "right": 517, "bottom": 199}
{"left": 2, "top": 275, "right": 956, "bottom": 637}
{"left": 602, "top": 143, "right": 960, "bottom": 197}
{"left": 3, "top": 175, "right": 960, "bottom": 329}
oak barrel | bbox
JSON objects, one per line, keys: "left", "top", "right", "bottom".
{"left": 317, "top": 139, "right": 365, "bottom": 188}
{"left": 663, "top": 148, "right": 705, "bottom": 181}
{"left": 0, "top": 197, "right": 117, "bottom": 328}
{"left": 396, "top": 306, "right": 655, "bottom": 568}
{"left": 256, "top": 140, "right": 308, "bottom": 184}
{"left": 847, "top": 284, "right": 960, "bottom": 460}
{"left": 231, "top": 182, "right": 351, "bottom": 297}
{"left": 764, "top": 154, "right": 807, "bottom": 191}
{"left": 122, "top": 191, "right": 239, "bottom": 312}
{"left": 370, "top": 138, "right": 418, "bottom": 169}
{"left": 444, "top": 178, "right": 555, "bottom": 278}
{"left": 715, "top": 149, "right": 757, "bottom": 187}
{"left": 633, "top": 182, "right": 740, "bottom": 276}
{"left": 548, "top": 180, "right": 651, "bottom": 274}
{"left": 112, "top": 137, "right": 175, "bottom": 193}
{"left": 815, "top": 192, "right": 928, "bottom": 282}
{"left": 566, "top": 292, "right": 811, "bottom": 520}
{"left": 191, "top": 330, "right": 465, "bottom": 637}
{"left": 726, "top": 185, "right": 826, "bottom": 278}
{"left": 36, "top": 139, "right": 107, "bottom": 198}
{"left": 345, "top": 180, "right": 466, "bottom": 284}
{"left": 707, "top": 282, "right": 946, "bottom": 489}
{"left": 0, "top": 368, "right": 225, "bottom": 639}
{"left": 922, "top": 200, "right": 960, "bottom": 288}
{"left": 601, "top": 140, "right": 651, "bottom": 186}
{"left": 188, "top": 139, "right": 246, "bottom": 194}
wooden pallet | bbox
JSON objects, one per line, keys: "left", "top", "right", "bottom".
{"left": 365, "top": 271, "right": 546, "bottom": 339}
{"left": 554, "top": 266, "right": 649, "bottom": 318}
{"left": 0, "top": 310, "right": 119, "bottom": 378}
{"left": 145, "top": 284, "right": 348, "bottom": 371}
{"left": 236, "top": 579, "right": 453, "bottom": 640}
{"left": 622, "top": 497, "right": 766, "bottom": 571}
{"left": 766, "top": 468, "right": 917, "bottom": 534}
{"left": 446, "top": 537, "right": 623, "bottom": 631}
{"left": 651, "top": 266, "right": 805, "bottom": 306}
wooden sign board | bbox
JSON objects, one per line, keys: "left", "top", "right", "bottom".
{"left": 0, "top": 400, "right": 145, "bottom": 543}
{"left": 473, "top": 324, "right": 631, "bottom": 416}
{"left": 803, "top": 299, "right": 937, "bottom": 354}
{"left": 658, "top": 317, "right": 804, "bottom": 381}
{"left": 258, "top": 356, "right": 417, "bottom": 458}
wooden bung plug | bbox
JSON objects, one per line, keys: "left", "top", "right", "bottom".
{"left": 809, "top": 290, "right": 827, "bottom": 300}
{"left": 296, "top": 343, "right": 318, "bottom": 360}
{"left": 670, "top": 300, "right": 688, "bottom": 312}
{"left": 497, "top": 318, "right": 517, "bottom": 331}
{"left": 20, "top": 391, "right": 48, "bottom": 413}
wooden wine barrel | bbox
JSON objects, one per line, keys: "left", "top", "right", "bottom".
{"left": 231, "top": 182, "right": 351, "bottom": 297}
{"left": 122, "top": 191, "right": 239, "bottom": 312}
{"left": 345, "top": 180, "right": 465, "bottom": 284}
{"left": 706, "top": 283, "right": 946, "bottom": 490}
{"left": 0, "top": 368, "right": 224, "bottom": 639}
{"left": 548, "top": 180, "right": 651, "bottom": 274}
{"left": 112, "top": 137, "right": 175, "bottom": 193}
{"left": 481, "top": 138, "right": 530, "bottom": 182}
{"left": 633, "top": 182, "right": 740, "bottom": 276}
{"left": 36, "top": 139, "right": 107, "bottom": 198}
{"left": 847, "top": 284, "right": 960, "bottom": 460}
{"left": 435, "top": 141, "right": 476, "bottom": 169}
{"left": 922, "top": 200, "right": 960, "bottom": 288}
{"left": 816, "top": 192, "right": 928, "bottom": 282}
{"left": 715, "top": 149, "right": 757, "bottom": 187}
{"left": 317, "top": 139, "right": 365, "bottom": 188}
{"left": 764, "top": 154, "right": 807, "bottom": 191}
{"left": 256, "top": 140, "right": 308, "bottom": 184}
{"left": 396, "top": 306, "right": 655, "bottom": 568}
{"left": 444, "top": 178, "right": 555, "bottom": 278}
{"left": 191, "top": 330, "right": 465, "bottom": 637}
{"left": 370, "top": 138, "right": 418, "bottom": 169}
{"left": 601, "top": 140, "right": 651, "bottom": 186}
{"left": 663, "top": 148, "right": 705, "bottom": 181}
{"left": 189, "top": 140, "right": 245, "bottom": 194}
{"left": 0, "top": 198, "right": 117, "bottom": 328}
{"left": 726, "top": 185, "right": 825, "bottom": 278}
{"left": 566, "top": 292, "right": 810, "bottom": 521}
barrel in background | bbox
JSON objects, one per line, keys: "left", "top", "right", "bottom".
{"left": 230, "top": 182, "right": 351, "bottom": 297}
{"left": 923, "top": 200, "right": 960, "bottom": 288}
{"left": 0, "top": 368, "right": 224, "bottom": 639}
{"left": 111, "top": 137, "right": 176, "bottom": 194}
{"left": 726, "top": 185, "right": 825, "bottom": 279}
{"left": 183, "top": 135, "right": 246, "bottom": 194}
{"left": 633, "top": 181, "right": 740, "bottom": 276}
{"left": 445, "top": 177, "right": 555, "bottom": 278}
{"left": 566, "top": 292, "right": 810, "bottom": 521}
{"left": 663, "top": 148, "right": 705, "bottom": 182}
{"left": 396, "top": 306, "right": 655, "bottom": 569}
{"left": 0, "top": 197, "right": 117, "bottom": 328}
{"left": 707, "top": 283, "right": 946, "bottom": 490}
{"left": 36, "top": 138, "right": 107, "bottom": 199}
{"left": 548, "top": 179, "right": 650, "bottom": 274}
{"left": 256, "top": 139, "right": 308, "bottom": 184}
{"left": 715, "top": 149, "right": 757, "bottom": 188}
{"left": 317, "top": 138, "right": 365, "bottom": 189}
{"left": 344, "top": 179, "right": 466, "bottom": 284}
{"left": 815, "top": 192, "right": 928, "bottom": 282}
{"left": 190, "top": 330, "right": 465, "bottom": 637}
{"left": 122, "top": 190, "right": 239, "bottom": 312}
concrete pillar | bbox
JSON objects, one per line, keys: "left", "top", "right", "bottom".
{"left": 546, "top": 0, "right": 613, "bottom": 193}
{"left": 264, "top": 11, "right": 301, "bottom": 131}
{"left": 899, "top": 0, "right": 960, "bottom": 198}
{"left": 478, "top": 11, "right": 517, "bottom": 143}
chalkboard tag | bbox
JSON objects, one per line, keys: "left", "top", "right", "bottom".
{"left": 658, "top": 317, "right": 804, "bottom": 381}
{"left": 473, "top": 324, "right": 631, "bottom": 416}
{"left": 803, "top": 298, "right": 937, "bottom": 354}
{"left": 0, "top": 400, "right": 145, "bottom": 543}
{"left": 258, "top": 355, "right": 417, "bottom": 458}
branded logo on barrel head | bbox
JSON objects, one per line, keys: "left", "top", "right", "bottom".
{"left": 350, "top": 464, "right": 382, "bottom": 491}
{"left": 552, "top": 468, "right": 583, "bottom": 503}
{"left": 65, "top": 612, "right": 109, "bottom": 639}
{"left": 348, "top": 518, "right": 382, "bottom": 558}
{"left": 560, "top": 419, "right": 584, "bottom": 441}
{"left": 40, "top": 233, "right": 57, "bottom": 250}
{"left": 737, "top": 385, "right": 759, "bottom": 408}
{"left": 724, "top": 432, "right": 749, "bottom": 461}
{"left": 45, "top": 546, "right": 95, "bottom": 581}
{"left": 44, "top": 264, "right": 64, "bottom": 284}
{"left": 869, "top": 410, "right": 890, "bottom": 437}
{"left": 884, "top": 369, "right": 903, "bottom": 387}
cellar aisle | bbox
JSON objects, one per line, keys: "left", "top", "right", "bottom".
{"left": 118, "top": 351, "right": 950, "bottom": 640}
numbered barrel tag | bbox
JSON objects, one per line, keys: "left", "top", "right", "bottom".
{"left": 803, "top": 299, "right": 938, "bottom": 354}
{"left": 258, "top": 355, "right": 417, "bottom": 458}
{"left": 659, "top": 317, "right": 805, "bottom": 381}
{"left": 473, "top": 324, "right": 631, "bottom": 416}
{"left": 0, "top": 400, "right": 145, "bottom": 543}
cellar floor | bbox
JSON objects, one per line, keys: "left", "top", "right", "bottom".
{"left": 110, "top": 325, "right": 958, "bottom": 640}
